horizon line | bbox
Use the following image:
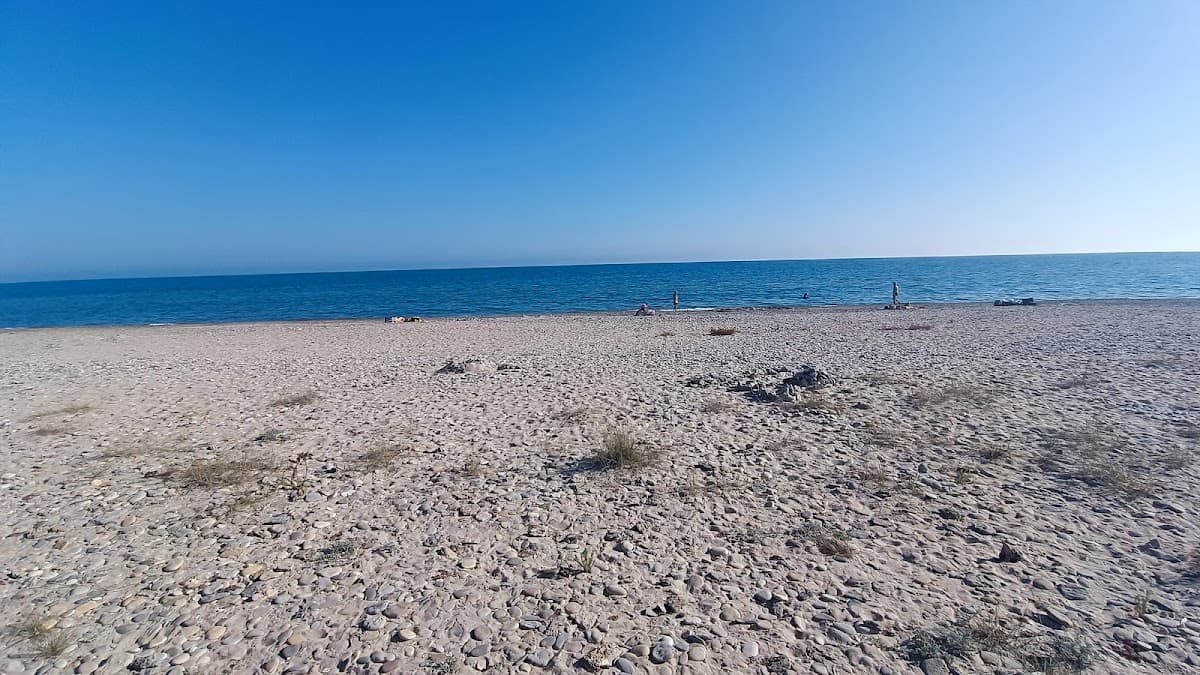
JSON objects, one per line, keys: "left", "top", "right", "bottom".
{"left": 3, "top": 249, "right": 1197, "bottom": 285}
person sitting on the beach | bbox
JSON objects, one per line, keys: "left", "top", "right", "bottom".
{"left": 635, "top": 303, "right": 655, "bottom": 316}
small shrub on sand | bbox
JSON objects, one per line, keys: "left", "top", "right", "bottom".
{"left": 978, "top": 444, "right": 1013, "bottom": 462}
{"left": 461, "top": 456, "right": 483, "bottom": 477}
{"left": 358, "top": 443, "right": 409, "bottom": 471}
{"left": 910, "top": 384, "right": 994, "bottom": 408}
{"left": 177, "top": 457, "right": 274, "bottom": 488}
{"left": 13, "top": 613, "right": 54, "bottom": 640}
{"left": 1023, "top": 635, "right": 1096, "bottom": 674}
{"left": 790, "top": 522, "right": 854, "bottom": 557}
{"left": 595, "top": 428, "right": 660, "bottom": 469}
{"left": 858, "top": 462, "right": 891, "bottom": 485}
{"left": 965, "top": 610, "right": 1025, "bottom": 654}
{"left": 902, "top": 626, "right": 972, "bottom": 663}
{"left": 22, "top": 403, "right": 93, "bottom": 422}
{"left": 862, "top": 423, "right": 907, "bottom": 448}
{"left": 270, "top": 391, "right": 318, "bottom": 407}
{"left": 708, "top": 327, "right": 739, "bottom": 336}
{"left": 34, "top": 629, "right": 74, "bottom": 658}
{"left": 1040, "top": 425, "right": 1153, "bottom": 497}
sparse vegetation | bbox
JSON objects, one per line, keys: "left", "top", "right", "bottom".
{"left": 551, "top": 407, "right": 591, "bottom": 425}
{"left": 576, "top": 548, "right": 595, "bottom": 574}
{"left": 708, "top": 327, "right": 739, "bottom": 336}
{"left": 34, "top": 629, "right": 74, "bottom": 658}
{"left": 791, "top": 522, "right": 854, "bottom": 557}
{"left": 270, "top": 391, "right": 318, "bottom": 407}
{"left": 965, "top": 610, "right": 1024, "bottom": 654}
{"left": 312, "top": 539, "right": 361, "bottom": 566}
{"left": 858, "top": 462, "right": 891, "bottom": 485}
{"left": 1160, "top": 446, "right": 1194, "bottom": 470}
{"left": 978, "top": 444, "right": 1013, "bottom": 462}
{"left": 22, "top": 403, "right": 93, "bottom": 422}
{"left": 903, "top": 626, "right": 972, "bottom": 663}
{"left": 358, "top": 443, "right": 409, "bottom": 471}
{"left": 13, "top": 613, "right": 54, "bottom": 640}
{"left": 462, "top": 456, "right": 483, "bottom": 477}
{"left": 1040, "top": 426, "right": 1153, "bottom": 496}
{"left": 1132, "top": 588, "right": 1152, "bottom": 619}
{"left": 1023, "top": 635, "right": 1096, "bottom": 674}
{"left": 862, "top": 422, "right": 907, "bottom": 448}
{"left": 910, "top": 384, "right": 995, "bottom": 408}
{"left": 595, "top": 428, "right": 661, "bottom": 469}
{"left": 176, "top": 457, "right": 275, "bottom": 488}
{"left": 281, "top": 452, "right": 313, "bottom": 498}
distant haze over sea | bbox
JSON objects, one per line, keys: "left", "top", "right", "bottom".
{"left": 1, "top": 253, "right": 1198, "bottom": 328}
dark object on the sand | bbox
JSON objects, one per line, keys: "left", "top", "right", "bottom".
{"left": 783, "top": 365, "right": 833, "bottom": 389}
{"left": 994, "top": 298, "right": 1036, "bottom": 307}
{"left": 385, "top": 316, "right": 404, "bottom": 323}
{"left": 997, "top": 542, "right": 1022, "bottom": 563}
{"left": 436, "top": 358, "right": 498, "bottom": 375}
{"left": 404, "top": 316, "right": 423, "bottom": 322}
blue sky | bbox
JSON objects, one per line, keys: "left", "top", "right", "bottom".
{"left": 2, "top": 1, "right": 1198, "bottom": 282}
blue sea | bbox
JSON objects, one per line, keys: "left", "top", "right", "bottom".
{"left": 1, "top": 253, "right": 1197, "bottom": 328}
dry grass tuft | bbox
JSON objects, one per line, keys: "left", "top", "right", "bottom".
{"left": 708, "top": 327, "right": 739, "bottom": 336}
{"left": 701, "top": 398, "right": 734, "bottom": 414}
{"left": 978, "top": 444, "right": 1014, "bottom": 462}
{"left": 857, "top": 462, "right": 892, "bottom": 485}
{"left": 34, "top": 628, "right": 73, "bottom": 658}
{"left": 791, "top": 522, "right": 855, "bottom": 557}
{"left": 22, "top": 403, "right": 93, "bottom": 421}
{"left": 910, "top": 384, "right": 995, "bottom": 408}
{"left": 270, "top": 391, "right": 318, "bottom": 407}
{"left": 862, "top": 422, "right": 907, "bottom": 448}
{"left": 358, "top": 443, "right": 410, "bottom": 471}
{"left": 552, "top": 407, "right": 591, "bottom": 425}
{"left": 595, "top": 428, "right": 661, "bottom": 469}
{"left": 882, "top": 323, "right": 934, "bottom": 331}
{"left": 176, "top": 457, "right": 275, "bottom": 488}
{"left": 13, "top": 614, "right": 54, "bottom": 640}
{"left": 1039, "top": 425, "right": 1154, "bottom": 497}
{"left": 461, "top": 456, "right": 483, "bottom": 477}
{"left": 816, "top": 535, "right": 855, "bottom": 557}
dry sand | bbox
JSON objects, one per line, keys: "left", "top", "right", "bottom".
{"left": 2, "top": 301, "right": 1199, "bottom": 675}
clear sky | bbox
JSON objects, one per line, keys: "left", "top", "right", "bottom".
{"left": 2, "top": 1, "right": 1198, "bottom": 282}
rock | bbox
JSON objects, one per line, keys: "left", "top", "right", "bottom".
{"left": 687, "top": 644, "right": 708, "bottom": 661}
{"left": 393, "top": 628, "right": 417, "bottom": 642}
{"left": 1058, "top": 584, "right": 1088, "bottom": 601}
{"left": 361, "top": 615, "right": 387, "bottom": 631}
{"left": 583, "top": 644, "right": 624, "bottom": 669}
{"left": 921, "top": 657, "right": 950, "bottom": 675}
{"left": 997, "top": 542, "right": 1022, "bottom": 563}
{"left": 650, "top": 641, "right": 674, "bottom": 664}
{"left": 603, "top": 584, "right": 627, "bottom": 597}
{"left": 526, "top": 648, "right": 555, "bottom": 667}
{"left": 782, "top": 365, "right": 833, "bottom": 389}
{"left": 740, "top": 641, "right": 759, "bottom": 657}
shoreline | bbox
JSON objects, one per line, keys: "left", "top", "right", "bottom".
{"left": 5, "top": 296, "right": 1200, "bottom": 332}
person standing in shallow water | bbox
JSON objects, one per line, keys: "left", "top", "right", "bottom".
{"left": 892, "top": 281, "right": 900, "bottom": 307}
{"left": 673, "top": 290, "right": 679, "bottom": 312}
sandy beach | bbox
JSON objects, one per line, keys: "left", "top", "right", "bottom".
{"left": 2, "top": 301, "right": 1199, "bottom": 675}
